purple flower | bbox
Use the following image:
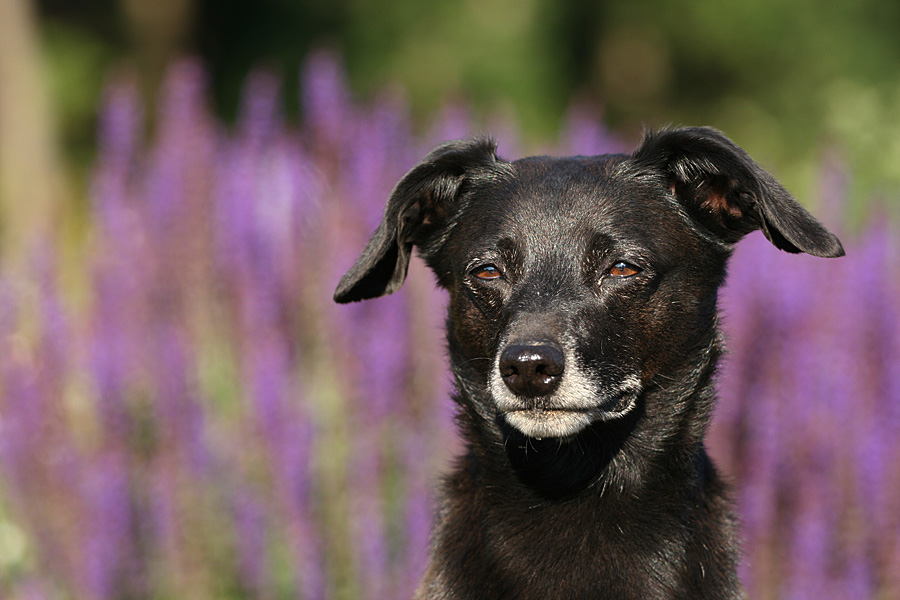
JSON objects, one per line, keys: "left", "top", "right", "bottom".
{"left": 79, "top": 452, "right": 136, "bottom": 600}
{"left": 559, "top": 102, "right": 624, "bottom": 156}
{"left": 780, "top": 474, "right": 834, "bottom": 600}
{"left": 95, "top": 72, "right": 143, "bottom": 178}
{"left": 428, "top": 103, "right": 473, "bottom": 146}
{"left": 302, "top": 50, "right": 353, "bottom": 151}
{"left": 400, "top": 428, "right": 433, "bottom": 596}
{"left": 232, "top": 491, "right": 271, "bottom": 595}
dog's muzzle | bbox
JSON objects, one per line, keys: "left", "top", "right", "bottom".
{"left": 491, "top": 336, "right": 641, "bottom": 440}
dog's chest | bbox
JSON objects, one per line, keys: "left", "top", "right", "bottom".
{"left": 434, "top": 489, "right": 689, "bottom": 599}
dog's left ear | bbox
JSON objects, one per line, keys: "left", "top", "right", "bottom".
{"left": 632, "top": 127, "right": 844, "bottom": 257}
{"left": 334, "top": 138, "right": 506, "bottom": 303}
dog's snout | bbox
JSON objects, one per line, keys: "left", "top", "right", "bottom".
{"left": 499, "top": 343, "right": 565, "bottom": 397}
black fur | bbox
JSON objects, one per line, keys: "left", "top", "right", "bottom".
{"left": 335, "top": 127, "right": 843, "bottom": 599}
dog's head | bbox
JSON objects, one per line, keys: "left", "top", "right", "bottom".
{"left": 335, "top": 128, "right": 843, "bottom": 441}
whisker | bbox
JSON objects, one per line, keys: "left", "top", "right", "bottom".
{"left": 455, "top": 356, "right": 493, "bottom": 369}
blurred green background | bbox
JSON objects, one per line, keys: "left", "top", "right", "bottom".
{"left": 3, "top": 0, "right": 900, "bottom": 262}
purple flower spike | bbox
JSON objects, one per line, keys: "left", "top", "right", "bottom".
{"left": 350, "top": 448, "right": 389, "bottom": 599}
{"left": 89, "top": 267, "right": 136, "bottom": 441}
{"left": 79, "top": 452, "right": 135, "bottom": 600}
{"left": 152, "top": 325, "right": 211, "bottom": 475}
{"left": 401, "top": 429, "right": 433, "bottom": 596}
{"left": 238, "top": 69, "right": 283, "bottom": 148}
{"left": 0, "top": 353, "right": 41, "bottom": 495}
{"left": 33, "top": 243, "right": 70, "bottom": 380}
{"left": 96, "top": 72, "right": 143, "bottom": 173}
{"left": 428, "top": 103, "right": 473, "bottom": 146}
{"left": 559, "top": 102, "right": 624, "bottom": 156}
{"left": 247, "top": 334, "right": 291, "bottom": 450}
{"left": 780, "top": 477, "right": 833, "bottom": 600}
{"left": 302, "top": 50, "right": 353, "bottom": 150}
{"left": 155, "top": 59, "right": 209, "bottom": 135}
{"left": 232, "top": 491, "right": 271, "bottom": 596}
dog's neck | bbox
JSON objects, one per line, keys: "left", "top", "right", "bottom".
{"left": 498, "top": 407, "right": 643, "bottom": 499}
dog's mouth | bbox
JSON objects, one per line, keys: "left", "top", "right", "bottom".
{"left": 501, "top": 392, "right": 637, "bottom": 440}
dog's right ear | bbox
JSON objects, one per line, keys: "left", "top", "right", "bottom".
{"left": 334, "top": 138, "right": 505, "bottom": 303}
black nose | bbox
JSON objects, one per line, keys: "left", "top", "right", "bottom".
{"left": 499, "top": 343, "right": 565, "bottom": 397}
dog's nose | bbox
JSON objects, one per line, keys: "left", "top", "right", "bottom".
{"left": 499, "top": 343, "right": 564, "bottom": 397}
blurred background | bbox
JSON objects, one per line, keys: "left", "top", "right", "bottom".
{"left": 0, "top": 1, "right": 899, "bottom": 599}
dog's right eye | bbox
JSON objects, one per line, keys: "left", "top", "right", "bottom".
{"left": 607, "top": 261, "right": 641, "bottom": 278}
{"left": 471, "top": 265, "right": 502, "bottom": 280}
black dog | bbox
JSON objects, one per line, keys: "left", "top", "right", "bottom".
{"left": 334, "top": 127, "right": 844, "bottom": 599}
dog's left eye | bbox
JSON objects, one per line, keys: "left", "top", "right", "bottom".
{"left": 472, "top": 265, "right": 502, "bottom": 280}
{"left": 606, "top": 261, "right": 641, "bottom": 278}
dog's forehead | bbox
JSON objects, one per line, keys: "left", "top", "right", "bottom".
{"left": 459, "top": 154, "right": 684, "bottom": 247}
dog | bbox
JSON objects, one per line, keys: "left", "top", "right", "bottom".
{"left": 334, "top": 127, "right": 844, "bottom": 599}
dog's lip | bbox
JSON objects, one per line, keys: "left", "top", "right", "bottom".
{"left": 500, "top": 407, "right": 600, "bottom": 423}
{"left": 504, "top": 407, "right": 590, "bottom": 414}
{"left": 499, "top": 390, "right": 638, "bottom": 420}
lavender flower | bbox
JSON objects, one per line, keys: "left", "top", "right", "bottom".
{"left": 302, "top": 50, "right": 353, "bottom": 152}
{"left": 558, "top": 102, "right": 624, "bottom": 156}
{"left": 79, "top": 452, "right": 136, "bottom": 600}
{"left": 232, "top": 490, "right": 272, "bottom": 596}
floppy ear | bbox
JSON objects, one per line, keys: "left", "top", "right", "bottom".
{"left": 632, "top": 127, "right": 844, "bottom": 257}
{"left": 334, "top": 138, "right": 506, "bottom": 303}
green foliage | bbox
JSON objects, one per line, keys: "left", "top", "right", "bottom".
{"left": 36, "top": 0, "right": 900, "bottom": 206}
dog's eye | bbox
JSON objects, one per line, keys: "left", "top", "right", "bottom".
{"left": 607, "top": 261, "right": 640, "bottom": 278}
{"left": 472, "top": 265, "right": 502, "bottom": 280}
